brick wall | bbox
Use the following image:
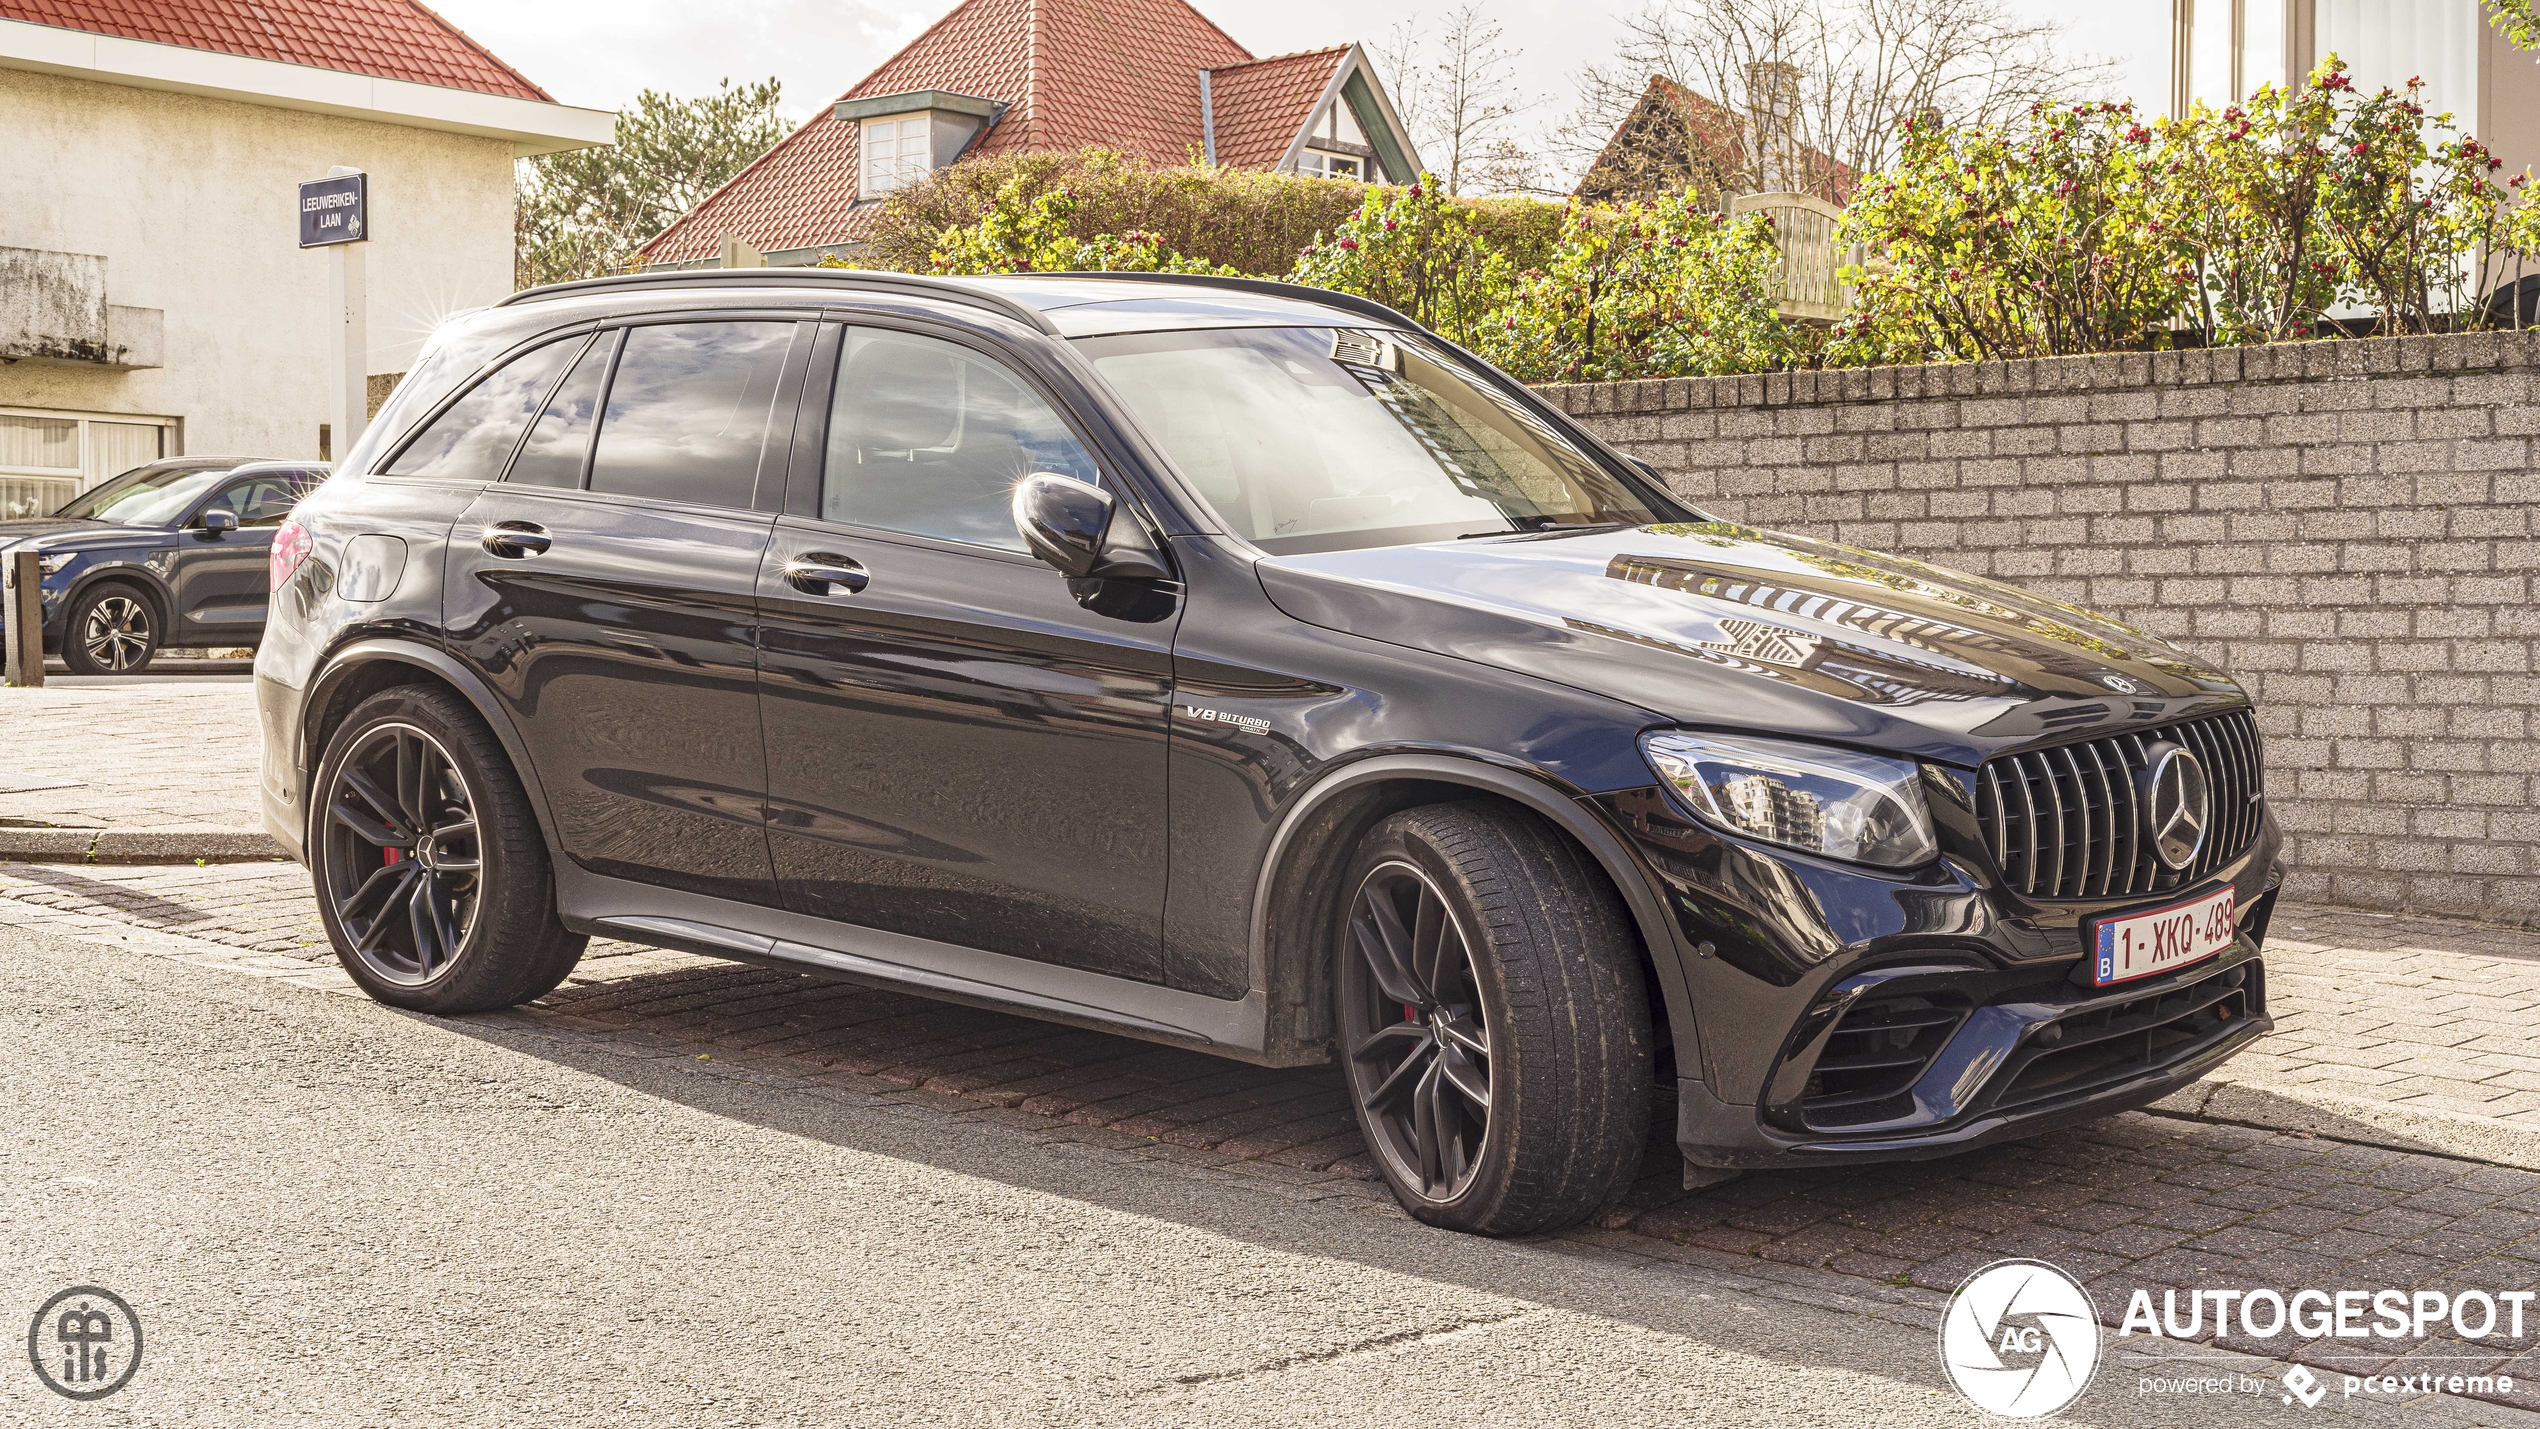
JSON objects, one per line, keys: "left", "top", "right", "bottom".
{"left": 1544, "top": 331, "right": 2540, "bottom": 927}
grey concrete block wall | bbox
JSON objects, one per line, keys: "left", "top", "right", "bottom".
{"left": 1544, "top": 331, "right": 2540, "bottom": 927}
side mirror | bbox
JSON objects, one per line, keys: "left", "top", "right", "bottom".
{"left": 197, "top": 506, "right": 239, "bottom": 536}
{"left": 1011, "top": 474, "right": 1170, "bottom": 581}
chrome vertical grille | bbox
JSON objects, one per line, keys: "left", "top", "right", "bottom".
{"left": 1974, "top": 709, "right": 2265, "bottom": 899}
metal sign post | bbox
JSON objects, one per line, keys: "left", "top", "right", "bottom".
{"left": 299, "top": 168, "right": 371, "bottom": 460}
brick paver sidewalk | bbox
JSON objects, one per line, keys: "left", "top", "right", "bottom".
{"left": 0, "top": 683, "right": 276, "bottom": 857}
{"left": 8, "top": 859, "right": 2540, "bottom": 1408}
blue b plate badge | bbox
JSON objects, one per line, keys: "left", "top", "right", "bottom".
{"left": 2093, "top": 886, "right": 2236, "bottom": 986}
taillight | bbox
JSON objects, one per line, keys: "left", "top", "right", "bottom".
{"left": 270, "top": 515, "right": 314, "bottom": 592}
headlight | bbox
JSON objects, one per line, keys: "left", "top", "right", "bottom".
{"left": 36, "top": 552, "right": 75, "bottom": 575}
{"left": 1642, "top": 732, "right": 1937, "bottom": 869}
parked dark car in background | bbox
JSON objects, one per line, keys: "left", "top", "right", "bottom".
{"left": 0, "top": 458, "right": 328, "bottom": 674}
{"left": 254, "top": 270, "right": 2280, "bottom": 1236}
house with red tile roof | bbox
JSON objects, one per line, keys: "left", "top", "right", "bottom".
{"left": 1576, "top": 74, "right": 1854, "bottom": 209}
{"left": 638, "top": 0, "right": 1420, "bottom": 268}
{"left": 0, "top": 1, "right": 609, "bottom": 496}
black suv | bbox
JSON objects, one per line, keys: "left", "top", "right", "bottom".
{"left": 256, "top": 271, "right": 2278, "bottom": 1235}
{"left": 1, "top": 458, "right": 327, "bottom": 673}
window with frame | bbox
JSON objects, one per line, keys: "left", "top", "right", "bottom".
{"left": 860, "top": 117, "right": 933, "bottom": 196}
{"left": 585, "top": 321, "right": 795, "bottom": 509}
{"left": 506, "top": 335, "right": 613, "bottom": 490}
{"left": 386, "top": 336, "right": 582, "bottom": 484}
{"left": 822, "top": 328, "right": 1101, "bottom": 551}
{"left": 208, "top": 470, "right": 326, "bottom": 527}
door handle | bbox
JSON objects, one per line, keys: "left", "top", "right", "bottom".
{"left": 481, "top": 522, "right": 552, "bottom": 558}
{"left": 783, "top": 553, "right": 869, "bottom": 596}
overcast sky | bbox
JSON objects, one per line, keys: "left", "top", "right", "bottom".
{"left": 428, "top": 0, "right": 2171, "bottom": 142}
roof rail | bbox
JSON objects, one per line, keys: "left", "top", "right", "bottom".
{"left": 495, "top": 268, "right": 1062, "bottom": 335}
{"left": 1028, "top": 272, "right": 1439, "bottom": 340}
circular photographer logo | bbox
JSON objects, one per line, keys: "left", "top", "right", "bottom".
{"left": 1939, "top": 1259, "right": 2100, "bottom": 1420}
{"left": 27, "top": 1286, "right": 142, "bottom": 1401}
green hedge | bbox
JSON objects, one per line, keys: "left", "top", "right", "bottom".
{"left": 862, "top": 148, "right": 1567, "bottom": 276}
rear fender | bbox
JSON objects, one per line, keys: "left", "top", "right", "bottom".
{"left": 298, "top": 638, "right": 566, "bottom": 867}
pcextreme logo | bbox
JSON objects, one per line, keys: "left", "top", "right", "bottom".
{"left": 1940, "top": 1259, "right": 2102, "bottom": 1419}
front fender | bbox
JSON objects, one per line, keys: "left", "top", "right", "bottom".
{"left": 55, "top": 561, "right": 174, "bottom": 641}
{"left": 1248, "top": 750, "right": 1706, "bottom": 1080}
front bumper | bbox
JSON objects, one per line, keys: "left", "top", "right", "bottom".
{"left": 1673, "top": 946, "right": 2271, "bottom": 1170}
{"left": 1595, "top": 764, "right": 2285, "bottom": 1176}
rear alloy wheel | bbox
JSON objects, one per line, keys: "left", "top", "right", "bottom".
{"left": 1335, "top": 803, "right": 1654, "bottom": 1236}
{"left": 322, "top": 721, "right": 482, "bottom": 985}
{"left": 313, "top": 687, "right": 583, "bottom": 1013}
{"left": 61, "top": 584, "right": 158, "bottom": 675}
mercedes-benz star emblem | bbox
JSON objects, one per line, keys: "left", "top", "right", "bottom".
{"left": 2138, "top": 742, "right": 2209, "bottom": 871}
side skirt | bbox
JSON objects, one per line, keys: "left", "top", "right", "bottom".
{"left": 554, "top": 863, "right": 1289, "bottom": 1064}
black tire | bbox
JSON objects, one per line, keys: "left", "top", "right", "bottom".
{"left": 1333, "top": 802, "right": 1654, "bottom": 1236}
{"left": 58, "top": 582, "right": 159, "bottom": 675}
{"left": 310, "top": 685, "right": 584, "bottom": 1013}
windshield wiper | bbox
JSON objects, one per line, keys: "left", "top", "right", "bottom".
{"left": 1458, "top": 519, "right": 1633, "bottom": 541}
{"left": 1458, "top": 514, "right": 1562, "bottom": 539}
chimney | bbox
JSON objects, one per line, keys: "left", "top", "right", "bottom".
{"left": 1746, "top": 60, "right": 1802, "bottom": 194}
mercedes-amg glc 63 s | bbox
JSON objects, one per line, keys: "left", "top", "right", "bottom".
{"left": 255, "top": 271, "right": 2278, "bottom": 1234}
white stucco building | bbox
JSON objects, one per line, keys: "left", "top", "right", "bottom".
{"left": 0, "top": 1, "right": 609, "bottom": 517}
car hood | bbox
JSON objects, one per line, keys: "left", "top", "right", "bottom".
{"left": 0, "top": 517, "right": 112, "bottom": 546}
{"left": 1254, "top": 520, "right": 2250, "bottom": 766}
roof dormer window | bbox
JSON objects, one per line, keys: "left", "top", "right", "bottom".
{"left": 838, "top": 90, "right": 1005, "bottom": 201}
{"left": 860, "top": 117, "right": 933, "bottom": 196}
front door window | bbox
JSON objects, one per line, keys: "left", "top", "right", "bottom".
{"left": 822, "top": 328, "right": 1102, "bottom": 549}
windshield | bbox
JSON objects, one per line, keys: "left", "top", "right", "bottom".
{"left": 1078, "top": 326, "right": 1665, "bottom": 555}
{"left": 53, "top": 463, "right": 237, "bottom": 525}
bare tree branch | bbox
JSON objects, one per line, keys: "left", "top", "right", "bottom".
{"left": 1371, "top": 4, "right": 1546, "bottom": 195}
{"left": 1546, "top": 0, "right": 2119, "bottom": 201}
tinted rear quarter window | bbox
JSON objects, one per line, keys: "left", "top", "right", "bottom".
{"left": 506, "top": 334, "right": 614, "bottom": 490}
{"left": 386, "top": 337, "right": 581, "bottom": 483}
{"left": 587, "top": 322, "right": 794, "bottom": 509}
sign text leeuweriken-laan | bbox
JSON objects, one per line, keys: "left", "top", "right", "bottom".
{"left": 298, "top": 174, "right": 369, "bottom": 248}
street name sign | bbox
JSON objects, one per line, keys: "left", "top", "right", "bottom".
{"left": 298, "top": 174, "right": 369, "bottom": 247}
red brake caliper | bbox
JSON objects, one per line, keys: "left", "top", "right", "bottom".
{"left": 384, "top": 847, "right": 401, "bottom": 866}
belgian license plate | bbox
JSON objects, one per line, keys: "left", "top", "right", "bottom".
{"left": 2092, "top": 887, "right": 2236, "bottom": 986}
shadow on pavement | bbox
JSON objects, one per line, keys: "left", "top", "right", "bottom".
{"left": 412, "top": 959, "right": 2540, "bottom": 1420}
{"left": 2, "top": 862, "right": 214, "bottom": 925}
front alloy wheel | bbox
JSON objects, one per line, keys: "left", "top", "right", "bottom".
{"left": 62, "top": 585, "right": 158, "bottom": 675}
{"left": 1341, "top": 861, "right": 1495, "bottom": 1202}
{"left": 1332, "top": 804, "right": 1654, "bottom": 1236}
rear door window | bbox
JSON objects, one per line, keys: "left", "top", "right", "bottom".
{"left": 386, "top": 336, "right": 583, "bottom": 483}
{"left": 586, "top": 322, "right": 795, "bottom": 510}
{"left": 822, "top": 327, "right": 1100, "bottom": 550}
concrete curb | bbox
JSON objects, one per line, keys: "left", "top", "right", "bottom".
{"left": 2153, "top": 1075, "right": 2540, "bottom": 1172}
{"left": 0, "top": 826, "right": 287, "bottom": 862}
